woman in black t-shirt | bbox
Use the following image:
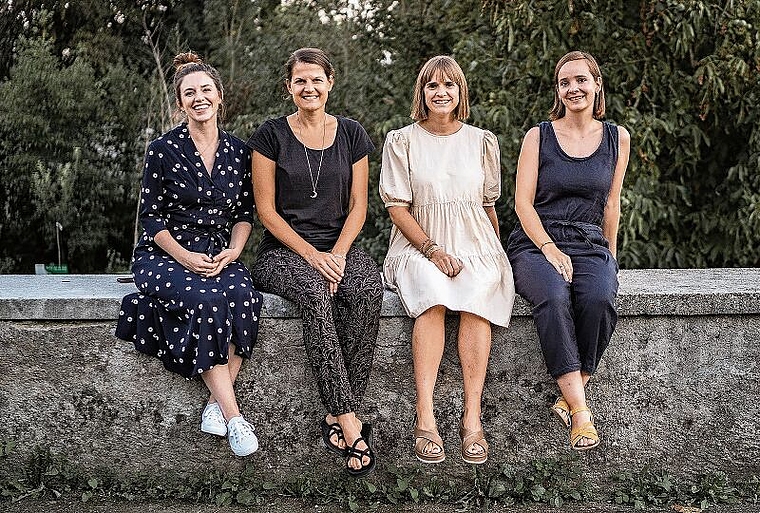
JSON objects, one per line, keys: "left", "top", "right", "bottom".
{"left": 247, "top": 48, "right": 382, "bottom": 477}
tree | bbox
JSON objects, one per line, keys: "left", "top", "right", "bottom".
{"left": 2, "top": 0, "right": 757, "bottom": 272}
{"left": 0, "top": 36, "right": 146, "bottom": 272}
{"left": 480, "top": 0, "right": 760, "bottom": 268}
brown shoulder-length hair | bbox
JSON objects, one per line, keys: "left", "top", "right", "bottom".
{"left": 410, "top": 56, "right": 470, "bottom": 121}
{"left": 172, "top": 51, "right": 225, "bottom": 122}
{"left": 549, "top": 51, "right": 605, "bottom": 121}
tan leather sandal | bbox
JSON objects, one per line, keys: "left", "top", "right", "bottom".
{"left": 413, "top": 425, "right": 445, "bottom": 464}
{"left": 550, "top": 396, "right": 571, "bottom": 429}
{"left": 569, "top": 406, "right": 599, "bottom": 451}
{"left": 459, "top": 422, "right": 488, "bottom": 465}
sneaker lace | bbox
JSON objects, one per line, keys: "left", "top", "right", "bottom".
{"left": 230, "top": 419, "right": 255, "bottom": 442}
{"left": 205, "top": 404, "right": 224, "bottom": 424}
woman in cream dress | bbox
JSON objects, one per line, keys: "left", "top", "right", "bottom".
{"left": 380, "top": 56, "right": 514, "bottom": 465}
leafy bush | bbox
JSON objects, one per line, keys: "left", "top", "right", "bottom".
{"left": 1, "top": 1, "right": 757, "bottom": 271}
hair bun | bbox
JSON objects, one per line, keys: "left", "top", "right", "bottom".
{"left": 173, "top": 52, "right": 202, "bottom": 70}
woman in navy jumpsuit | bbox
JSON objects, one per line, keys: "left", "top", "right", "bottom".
{"left": 506, "top": 51, "right": 630, "bottom": 451}
{"left": 117, "top": 52, "right": 262, "bottom": 457}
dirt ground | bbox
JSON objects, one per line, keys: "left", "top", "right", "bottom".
{"left": 3, "top": 496, "right": 760, "bottom": 513}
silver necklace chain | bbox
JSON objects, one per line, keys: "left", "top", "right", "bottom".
{"left": 189, "top": 129, "right": 219, "bottom": 174}
{"left": 297, "top": 113, "right": 326, "bottom": 199}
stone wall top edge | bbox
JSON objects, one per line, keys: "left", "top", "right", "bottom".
{"left": 0, "top": 269, "right": 759, "bottom": 320}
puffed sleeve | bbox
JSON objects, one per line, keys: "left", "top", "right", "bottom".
{"left": 138, "top": 139, "right": 168, "bottom": 237}
{"left": 379, "top": 129, "right": 413, "bottom": 207}
{"left": 232, "top": 141, "right": 255, "bottom": 224}
{"left": 482, "top": 130, "right": 501, "bottom": 207}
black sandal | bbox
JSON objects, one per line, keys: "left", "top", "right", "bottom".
{"left": 360, "top": 422, "right": 373, "bottom": 446}
{"left": 345, "top": 436, "right": 376, "bottom": 478}
{"left": 320, "top": 418, "right": 346, "bottom": 456}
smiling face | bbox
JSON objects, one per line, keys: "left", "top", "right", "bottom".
{"left": 423, "top": 71, "right": 460, "bottom": 120}
{"left": 556, "top": 59, "right": 601, "bottom": 115}
{"left": 177, "top": 71, "right": 222, "bottom": 125}
{"left": 410, "top": 56, "right": 470, "bottom": 121}
{"left": 286, "top": 61, "right": 334, "bottom": 113}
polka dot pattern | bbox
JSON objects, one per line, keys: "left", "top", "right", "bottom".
{"left": 136, "top": 123, "right": 254, "bottom": 246}
{"left": 115, "top": 124, "right": 262, "bottom": 379}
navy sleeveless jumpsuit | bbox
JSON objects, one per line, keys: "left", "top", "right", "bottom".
{"left": 506, "top": 121, "right": 619, "bottom": 378}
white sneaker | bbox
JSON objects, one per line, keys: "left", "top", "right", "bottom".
{"left": 200, "top": 402, "right": 227, "bottom": 436}
{"left": 227, "top": 416, "right": 259, "bottom": 456}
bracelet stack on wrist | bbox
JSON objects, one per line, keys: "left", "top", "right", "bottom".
{"left": 419, "top": 238, "right": 442, "bottom": 260}
{"left": 331, "top": 252, "right": 346, "bottom": 261}
{"left": 424, "top": 243, "right": 442, "bottom": 259}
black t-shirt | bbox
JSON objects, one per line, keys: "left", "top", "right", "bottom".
{"left": 246, "top": 115, "right": 375, "bottom": 256}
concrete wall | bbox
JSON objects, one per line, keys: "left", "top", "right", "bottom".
{"left": 1, "top": 270, "right": 759, "bottom": 483}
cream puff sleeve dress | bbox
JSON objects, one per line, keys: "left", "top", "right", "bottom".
{"left": 379, "top": 123, "right": 515, "bottom": 326}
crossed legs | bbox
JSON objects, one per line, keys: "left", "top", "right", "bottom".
{"left": 556, "top": 370, "right": 595, "bottom": 448}
{"left": 203, "top": 348, "right": 244, "bottom": 421}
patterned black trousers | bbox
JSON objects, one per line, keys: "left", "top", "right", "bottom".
{"left": 251, "top": 246, "right": 383, "bottom": 416}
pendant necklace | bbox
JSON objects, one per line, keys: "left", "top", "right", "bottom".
{"left": 297, "top": 113, "right": 326, "bottom": 199}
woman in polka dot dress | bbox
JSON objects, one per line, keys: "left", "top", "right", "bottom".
{"left": 116, "top": 52, "right": 262, "bottom": 457}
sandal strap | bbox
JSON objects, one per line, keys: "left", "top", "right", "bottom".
{"left": 346, "top": 437, "right": 373, "bottom": 461}
{"left": 414, "top": 427, "right": 444, "bottom": 458}
{"left": 569, "top": 406, "right": 591, "bottom": 416}
{"left": 551, "top": 397, "right": 572, "bottom": 428}
{"left": 570, "top": 421, "right": 599, "bottom": 446}
{"left": 325, "top": 422, "right": 344, "bottom": 439}
{"left": 461, "top": 429, "right": 488, "bottom": 452}
{"left": 414, "top": 427, "right": 443, "bottom": 447}
{"left": 345, "top": 436, "right": 376, "bottom": 476}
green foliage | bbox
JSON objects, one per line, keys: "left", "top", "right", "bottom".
{"left": 478, "top": 459, "right": 590, "bottom": 507}
{"left": 0, "top": 440, "right": 25, "bottom": 499}
{"left": 481, "top": 0, "right": 760, "bottom": 268}
{"left": 1, "top": 0, "right": 758, "bottom": 271}
{"left": 3, "top": 445, "right": 760, "bottom": 510}
{"left": 614, "top": 468, "right": 679, "bottom": 509}
{"left": 613, "top": 467, "right": 750, "bottom": 510}
{"left": 0, "top": 35, "right": 143, "bottom": 272}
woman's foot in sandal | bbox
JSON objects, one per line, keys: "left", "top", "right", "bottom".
{"left": 413, "top": 413, "right": 445, "bottom": 463}
{"left": 569, "top": 406, "right": 599, "bottom": 451}
{"left": 550, "top": 396, "right": 571, "bottom": 429}
{"left": 334, "top": 414, "right": 375, "bottom": 477}
{"left": 345, "top": 435, "right": 376, "bottom": 477}
{"left": 320, "top": 414, "right": 347, "bottom": 456}
{"left": 459, "top": 419, "right": 488, "bottom": 464}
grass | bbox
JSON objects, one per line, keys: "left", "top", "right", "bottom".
{"left": 1, "top": 440, "right": 759, "bottom": 511}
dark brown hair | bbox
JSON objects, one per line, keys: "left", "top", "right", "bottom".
{"left": 284, "top": 48, "right": 335, "bottom": 83}
{"left": 172, "top": 52, "right": 225, "bottom": 120}
{"left": 549, "top": 51, "right": 605, "bottom": 120}
{"left": 410, "top": 56, "right": 470, "bottom": 121}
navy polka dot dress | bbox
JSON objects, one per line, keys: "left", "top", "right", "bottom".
{"left": 116, "top": 123, "right": 262, "bottom": 378}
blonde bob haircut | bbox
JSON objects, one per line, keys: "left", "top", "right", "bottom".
{"left": 410, "top": 56, "right": 470, "bottom": 121}
{"left": 549, "top": 51, "right": 606, "bottom": 121}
